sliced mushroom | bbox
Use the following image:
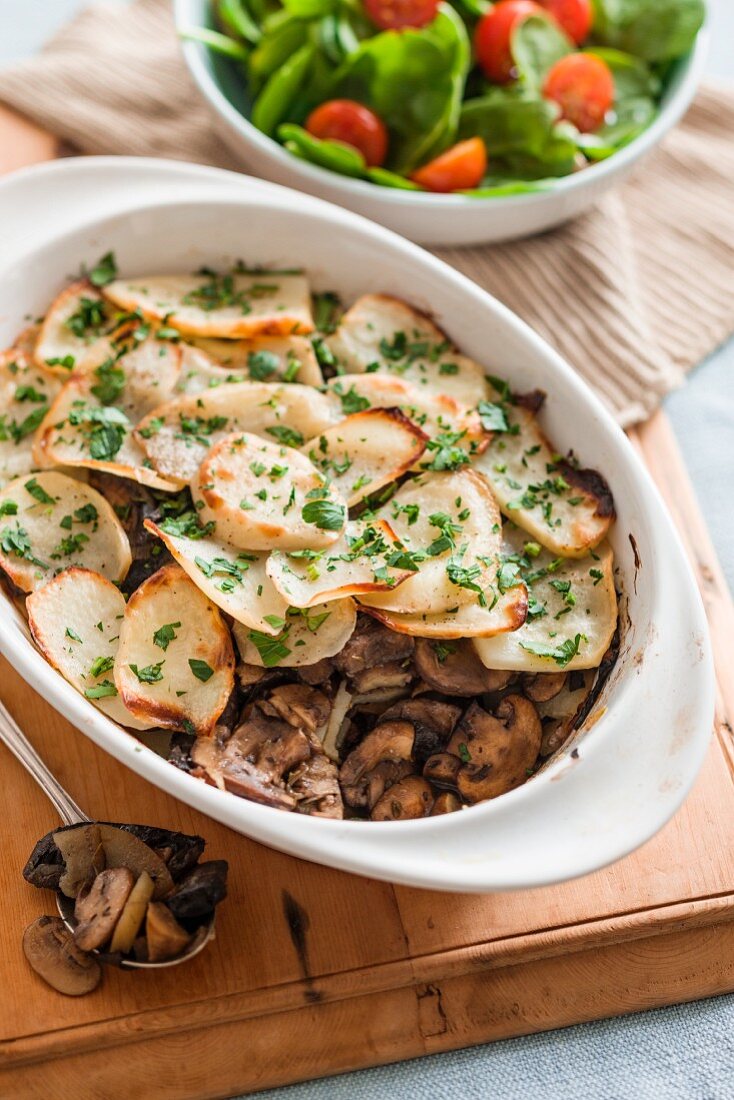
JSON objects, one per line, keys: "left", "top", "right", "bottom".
{"left": 349, "top": 661, "right": 413, "bottom": 696}
{"left": 339, "top": 720, "right": 415, "bottom": 808}
{"left": 74, "top": 867, "right": 135, "bottom": 951}
{"left": 381, "top": 697, "right": 462, "bottom": 763}
{"left": 237, "top": 662, "right": 270, "bottom": 689}
{"left": 145, "top": 901, "right": 191, "bottom": 962}
{"left": 53, "top": 824, "right": 105, "bottom": 898}
{"left": 288, "top": 753, "right": 344, "bottom": 819}
{"left": 430, "top": 791, "right": 462, "bottom": 816}
{"left": 447, "top": 695, "right": 542, "bottom": 804}
{"left": 108, "top": 871, "right": 155, "bottom": 955}
{"left": 165, "top": 861, "right": 229, "bottom": 922}
{"left": 97, "top": 825, "right": 173, "bottom": 900}
{"left": 23, "top": 916, "right": 102, "bottom": 996}
{"left": 521, "top": 672, "right": 567, "bottom": 703}
{"left": 259, "top": 684, "right": 331, "bottom": 734}
{"left": 423, "top": 752, "right": 462, "bottom": 790}
{"left": 297, "top": 658, "right": 335, "bottom": 686}
{"left": 333, "top": 615, "right": 414, "bottom": 679}
{"left": 364, "top": 759, "right": 416, "bottom": 811}
{"left": 414, "top": 638, "right": 513, "bottom": 697}
{"left": 371, "top": 776, "right": 434, "bottom": 821}
{"left": 540, "top": 718, "right": 573, "bottom": 758}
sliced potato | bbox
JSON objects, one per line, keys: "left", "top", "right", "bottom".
{"left": 34, "top": 280, "right": 118, "bottom": 376}
{"left": 192, "top": 432, "right": 346, "bottom": 550}
{"left": 362, "top": 582, "right": 528, "bottom": 639}
{"left": 302, "top": 408, "right": 427, "bottom": 506}
{"left": 108, "top": 871, "right": 155, "bottom": 954}
{"left": 233, "top": 599, "right": 357, "bottom": 668}
{"left": 33, "top": 339, "right": 181, "bottom": 490}
{"left": 359, "top": 468, "right": 500, "bottom": 615}
{"left": 144, "top": 517, "right": 289, "bottom": 635}
{"left": 267, "top": 518, "right": 414, "bottom": 608}
{"left": 323, "top": 371, "right": 484, "bottom": 457}
{"left": 175, "top": 343, "right": 245, "bottom": 395}
{"left": 0, "top": 472, "right": 130, "bottom": 591}
{"left": 473, "top": 529, "right": 617, "bottom": 671}
{"left": 135, "top": 381, "right": 341, "bottom": 487}
{"left": 472, "top": 399, "right": 614, "bottom": 557}
{"left": 190, "top": 334, "right": 323, "bottom": 387}
{"left": 325, "top": 294, "right": 491, "bottom": 407}
{"left": 103, "top": 272, "right": 313, "bottom": 338}
{"left": 0, "top": 348, "right": 61, "bottom": 485}
{"left": 115, "top": 563, "right": 235, "bottom": 734}
{"left": 26, "top": 566, "right": 153, "bottom": 729}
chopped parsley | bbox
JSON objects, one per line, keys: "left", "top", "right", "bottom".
{"left": 0, "top": 405, "right": 48, "bottom": 444}
{"left": 312, "top": 291, "right": 341, "bottom": 334}
{"left": 189, "top": 658, "right": 214, "bottom": 682}
{"left": 301, "top": 498, "right": 345, "bottom": 531}
{"left": 477, "top": 400, "right": 511, "bottom": 433}
{"left": 129, "top": 661, "right": 165, "bottom": 684}
{"left": 247, "top": 349, "right": 280, "bottom": 380}
{"left": 159, "top": 511, "right": 215, "bottom": 540}
{"left": 266, "top": 424, "right": 304, "bottom": 448}
{"left": 89, "top": 655, "right": 115, "bottom": 678}
{"left": 334, "top": 384, "right": 370, "bottom": 415}
{"left": 50, "top": 532, "right": 89, "bottom": 559}
{"left": 84, "top": 680, "right": 118, "bottom": 699}
{"left": 65, "top": 627, "right": 83, "bottom": 643}
{"left": 248, "top": 629, "right": 291, "bottom": 667}
{"left": 520, "top": 634, "right": 586, "bottom": 668}
{"left": 91, "top": 356, "right": 125, "bottom": 405}
{"left": 0, "top": 524, "right": 48, "bottom": 569}
{"left": 88, "top": 251, "right": 118, "bottom": 288}
{"left": 66, "top": 296, "right": 108, "bottom": 339}
{"left": 24, "top": 478, "right": 56, "bottom": 505}
{"left": 153, "top": 621, "right": 181, "bottom": 651}
{"left": 14, "top": 385, "right": 46, "bottom": 404}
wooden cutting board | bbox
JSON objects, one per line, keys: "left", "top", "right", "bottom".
{"left": 1, "top": 114, "right": 734, "bottom": 1100}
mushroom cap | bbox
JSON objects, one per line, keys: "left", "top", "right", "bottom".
{"left": 448, "top": 695, "right": 542, "bottom": 804}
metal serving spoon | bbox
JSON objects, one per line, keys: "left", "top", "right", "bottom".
{"left": 0, "top": 699, "right": 214, "bottom": 969}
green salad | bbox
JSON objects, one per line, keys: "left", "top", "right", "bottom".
{"left": 188, "top": 0, "right": 705, "bottom": 195}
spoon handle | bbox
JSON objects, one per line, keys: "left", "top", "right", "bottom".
{"left": 0, "top": 700, "right": 88, "bottom": 825}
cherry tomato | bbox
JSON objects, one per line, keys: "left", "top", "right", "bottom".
{"left": 306, "top": 99, "right": 389, "bottom": 167}
{"left": 410, "top": 138, "right": 488, "bottom": 193}
{"left": 474, "top": 0, "right": 544, "bottom": 84}
{"left": 542, "top": 53, "right": 614, "bottom": 132}
{"left": 536, "top": 0, "right": 591, "bottom": 44}
{"left": 364, "top": 0, "right": 439, "bottom": 30}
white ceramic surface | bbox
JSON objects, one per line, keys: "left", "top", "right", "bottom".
{"left": 0, "top": 160, "right": 714, "bottom": 891}
{"left": 175, "top": 0, "right": 708, "bottom": 246}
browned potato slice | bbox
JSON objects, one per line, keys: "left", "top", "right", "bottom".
{"left": 266, "top": 518, "right": 413, "bottom": 608}
{"left": 301, "top": 408, "right": 427, "bottom": 506}
{"left": 33, "top": 339, "right": 182, "bottom": 490}
{"left": 134, "top": 381, "right": 341, "bottom": 487}
{"left": 0, "top": 473, "right": 131, "bottom": 591}
{"left": 0, "top": 347, "right": 60, "bottom": 486}
{"left": 233, "top": 599, "right": 357, "bottom": 668}
{"left": 144, "top": 518, "right": 289, "bottom": 634}
{"left": 473, "top": 528, "right": 617, "bottom": 672}
{"left": 360, "top": 468, "right": 501, "bottom": 616}
{"left": 108, "top": 871, "right": 155, "bottom": 955}
{"left": 115, "top": 563, "right": 235, "bottom": 734}
{"left": 103, "top": 273, "right": 313, "bottom": 338}
{"left": 473, "top": 397, "right": 614, "bottom": 557}
{"left": 191, "top": 432, "right": 346, "bottom": 551}
{"left": 27, "top": 568, "right": 154, "bottom": 730}
{"left": 362, "top": 584, "right": 527, "bottom": 639}
{"left": 190, "top": 334, "right": 323, "bottom": 387}
{"left": 23, "top": 916, "right": 102, "bottom": 996}
{"left": 325, "top": 294, "right": 491, "bottom": 408}
{"left": 33, "top": 280, "right": 117, "bottom": 376}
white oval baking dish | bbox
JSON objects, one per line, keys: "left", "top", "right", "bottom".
{"left": 0, "top": 176, "right": 714, "bottom": 891}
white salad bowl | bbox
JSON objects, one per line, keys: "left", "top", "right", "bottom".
{"left": 175, "top": 0, "right": 708, "bottom": 246}
{"left": 0, "top": 167, "right": 714, "bottom": 891}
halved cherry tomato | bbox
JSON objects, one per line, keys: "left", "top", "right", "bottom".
{"left": 410, "top": 138, "right": 488, "bottom": 193}
{"left": 305, "top": 99, "right": 389, "bottom": 167}
{"left": 474, "top": 0, "right": 543, "bottom": 84}
{"left": 536, "top": 0, "right": 591, "bottom": 45}
{"left": 542, "top": 53, "right": 614, "bottom": 132}
{"left": 364, "top": 0, "right": 439, "bottom": 30}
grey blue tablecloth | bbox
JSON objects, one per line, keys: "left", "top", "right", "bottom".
{"left": 1, "top": 2, "right": 733, "bottom": 1096}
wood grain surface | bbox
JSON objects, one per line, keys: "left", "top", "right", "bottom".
{"left": 0, "top": 114, "right": 733, "bottom": 1100}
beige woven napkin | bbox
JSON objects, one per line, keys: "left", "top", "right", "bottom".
{"left": 1, "top": 0, "right": 732, "bottom": 426}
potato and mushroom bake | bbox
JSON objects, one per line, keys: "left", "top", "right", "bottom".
{"left": 0, "top": 255, "right": 618, "bottom": 821}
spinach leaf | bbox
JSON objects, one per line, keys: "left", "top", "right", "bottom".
{"left": 590, "top": 0, "right": 704, "bottom": 62}
{"left": 459, "top": 87, "right": 577, "bottom": 177}
{"left": 511, "top": 13, "right": 572, "bottom": 91}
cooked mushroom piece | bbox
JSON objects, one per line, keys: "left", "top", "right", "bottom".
{"left": 371, "top": 776, "right": 434, "bottom": 821}
{"left": 145, "top": 901, "right": 192, "bottom": 962}
{"left": 333, "top": 615, "right": 414, "bottom": 681}
{"left": 381, "top": 697, "right": 462, "bottom": 763}
{"left": 540, "top": 718, "right": 573, "bottom": 758}
{"left": 446, "top": 695, "right": 542, "bottom": 804}
{"left": 74, "top": 867, "right": 135, "bottom": 951}
{"left": 288, "top": 752, "right": 344, "bottom": 818}
{"left": 23, "top": 916, "right": 102, "bottom": 996}
{"left": 297, "top": 658, "right": 335, "bottom": 685}
{"left": 109, "top": 871, "right": 155, "bottom": 955}
{"left": 52, "top": 824, "right": 105, "bottom": 898}
{"left": 165, "top": 861, "right": 229, "bottom": 922}
{"left": 521, "top": 672, "right": 567, "bottom": 703}
{"left": 97, "top": 825, "right": 173, "bottom": 899}
{"left": 430, "top": 791, "right": 462, "bottom": 816}
{"left": 88, "top": 471, "right": 171, "bottom": 594}
{"left": 423, "top": 752, "right": 462, "bottom": 790}
{"left": 339, "top": 720, "right": 415, "bottom": 808}
{"left": 259, "top": 684, "right": 331, "bottom": 734}
{"left": 364, "top": 759, "right": 416, "bottom": 810}
{"left": 349, "top": 661, "right": 413, "bottom": 696}
{"left": 414, "top": 638, "right": 513, "bottom": 697}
